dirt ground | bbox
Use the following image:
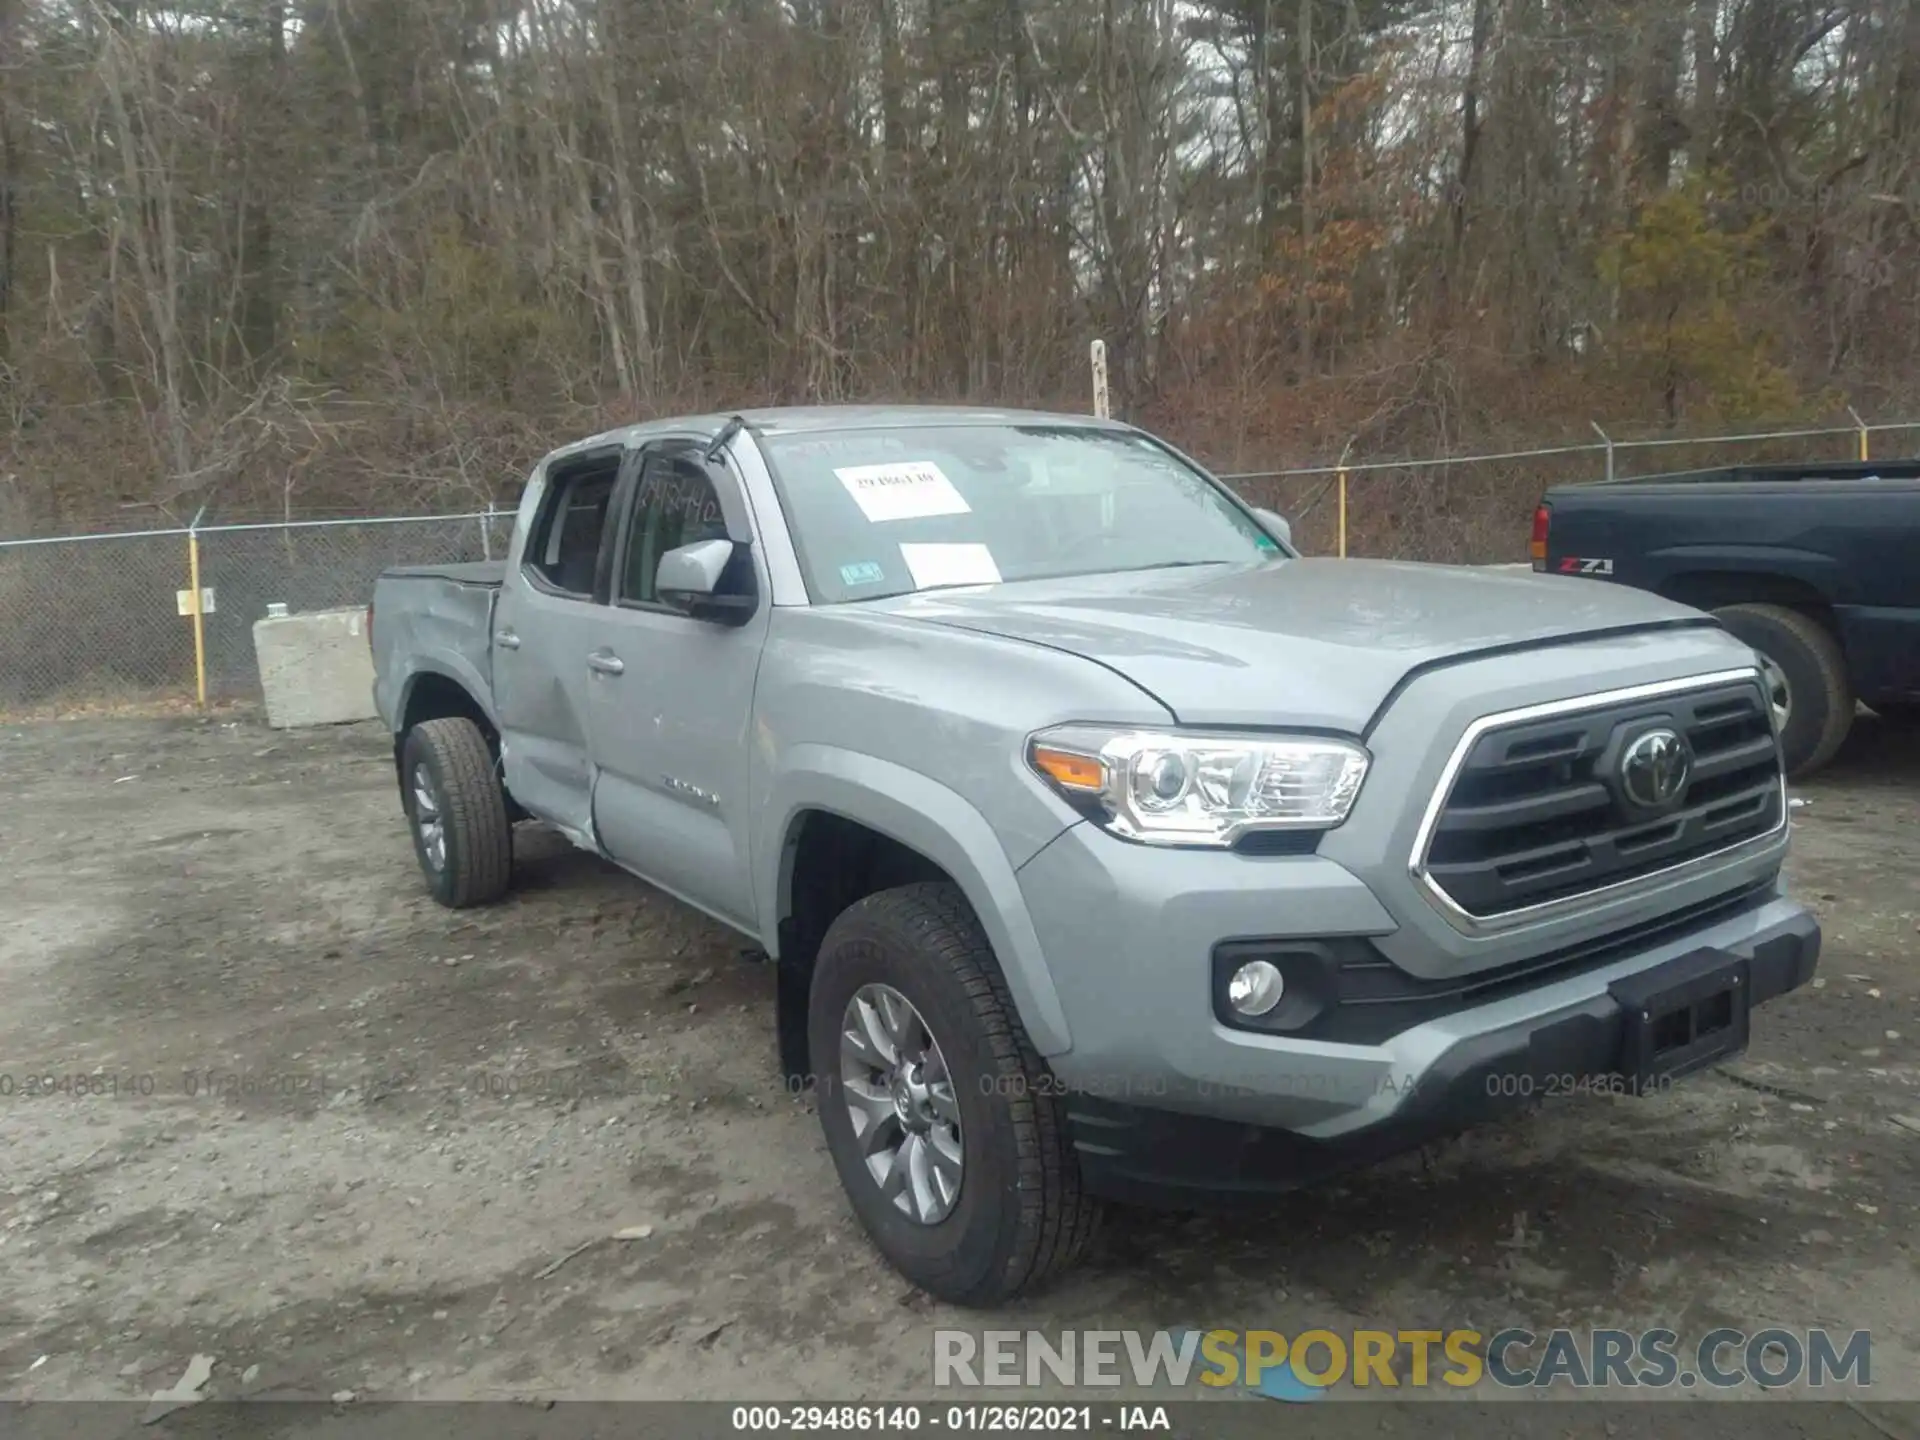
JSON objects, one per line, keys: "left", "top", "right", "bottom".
{"left": 1, "top": 708, "right": 1916, "bottom": 1419}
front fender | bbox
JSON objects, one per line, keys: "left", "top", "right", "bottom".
{"left": 761, "top": 745, "right": 1073, "bottom": 1057}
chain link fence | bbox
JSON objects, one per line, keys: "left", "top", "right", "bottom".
{"left": 0, "top": 531, "right": 199, "bottom": 709}
{"left": 1219, "top": 419, "right": 1920, "bottom": 563}
{"left": 0, "top": 512, "right": 513, "bottom": 713}
{"left": 2, "top": 416, "right": 1914, "bottom": 714}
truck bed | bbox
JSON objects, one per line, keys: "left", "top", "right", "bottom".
{"left": 1576, "top": 459, "right": 1920, "bottom": 488}
{"left": 369, "top": 562, "right": 505, "bottom": 730}
{"left": 379, "top": 560, "right": 506, "bottom": 587}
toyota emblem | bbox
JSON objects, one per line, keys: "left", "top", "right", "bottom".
{"left": 1620, "top": 728, "right": 1691, "bottom": 810}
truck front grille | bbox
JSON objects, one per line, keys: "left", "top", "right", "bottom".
{"left": 1415, "top": 673, "right": 1785, "bottom": 922}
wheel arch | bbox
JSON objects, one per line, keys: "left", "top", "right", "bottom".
{"left": 1652, "top": 565, "right": 1839, "bottom": 625}
{"left": 397, "top": 665, "right": 496, "bottom": 737}
{"left": 394, "top": 667, "right": 521, "bottom": 818}
{"left": 762, "top": 749, "right": 1073, "bottom": 1083}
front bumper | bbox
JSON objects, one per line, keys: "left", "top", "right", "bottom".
{"left": 1068, "top": 905, "right": 1817, "bottom": 1207}
{"left": 1015, "top": 820, "right": 1819, "bottom": 1207}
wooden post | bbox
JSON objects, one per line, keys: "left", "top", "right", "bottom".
{"left": 1335, "top": 437, "right": 1356, "bottom": 559}
{"left": 187, "top": 528, "right": 208, "bottom": 709}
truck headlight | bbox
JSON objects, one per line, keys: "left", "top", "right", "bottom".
{"left": 1026, "top": 725, "right": 1370, "bottom": 847}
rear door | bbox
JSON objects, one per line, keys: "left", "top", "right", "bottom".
{"left": 491, "top": 447, "right": 629, "bottom": 845}
{"left": 585, "top": 440, "right": 769, "bottom": 930}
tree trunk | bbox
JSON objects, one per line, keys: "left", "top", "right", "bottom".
{"left": 0, "top": 13, "right": 15, "bottom": 367}
{"left": 1690, "top": 0, "right": 1718, "bottom": 166}
{"left": 1639, "top": 3, "right": 1685, "bottom": 190}
{"left": 1295, "top": 0, "right": 1313, "bottom": 373}
{"left": 1444, "top": 0, "right": 1491, "bottom": 322}
{"left": 596, "top": 11, "right": 656, "bottom": 403}
{"left": 236, "top": 0, "right": 285, "bottom": 374}
{"left": 100, "top": 18, "right": 194, "bottom": 485}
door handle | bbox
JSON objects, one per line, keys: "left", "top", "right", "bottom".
{"left": 587, "top": 650, "right": 625, "bottom": 676}
{"left": 495, "top": 629, "right": 520, "bottom": 649}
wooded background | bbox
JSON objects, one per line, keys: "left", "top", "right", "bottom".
{"left": 1, "top": 0, "right": 1917, "bottom": 532}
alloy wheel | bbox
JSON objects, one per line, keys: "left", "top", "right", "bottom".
{"left": 411, "top": 763, "right": 446, "bottom": 872}
{"left": 1759, "top": 653, "right": 1792, "bottom": 734}
{"left": 838, "top": 983, "right": 964, "bottom": 1224}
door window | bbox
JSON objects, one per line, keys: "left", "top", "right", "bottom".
{"left": 525, "top": 458, "right": 621, "bottom": 597}
{"left": 618, "top": 451, "right": 742, "bottom": 606}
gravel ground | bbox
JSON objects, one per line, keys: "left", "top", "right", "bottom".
{"left": 0, "top": 709, "right": 1916, "bottom": 1426}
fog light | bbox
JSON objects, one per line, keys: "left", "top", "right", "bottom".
{"left": 1227, "top": 960, "right": 1286, "bottom": 1017}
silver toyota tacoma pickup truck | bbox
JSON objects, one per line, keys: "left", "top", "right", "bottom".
{"left": 369, "top": 405, "right": 1820, "bottom": 1304}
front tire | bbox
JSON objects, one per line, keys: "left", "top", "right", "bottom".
{"left": 401, "top": 717, "right": 512, "bottom": 908}
{"left": 808, "top": 882, "right": 1100, "bottom": 1305}
{"left": 1712, "top": 603, "right": 1854, "bottom": 779}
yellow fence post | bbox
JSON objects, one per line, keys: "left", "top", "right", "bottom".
{"left": 1337, "top": 469, "right": 1348, "bottom": 558}
{"left": 1334, "top": 437, "right": 1355, "bottom": 559}
{"left": 1848, "top": 405, "right": 1869, "bottom": 462}
{"left": 187, "top": 527, "right": 208, "bottom": 709}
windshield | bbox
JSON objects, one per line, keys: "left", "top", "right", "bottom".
{"left": 759, "top": 423, "right": 1281, "bottom": 603}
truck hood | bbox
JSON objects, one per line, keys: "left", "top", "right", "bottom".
{"left": 881, "top": 559, "right": 1712, "bottom": 732}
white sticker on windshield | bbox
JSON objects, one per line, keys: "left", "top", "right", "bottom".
{"left": 834, "top": 461, "right": 971, "bottom": 523}
{"left": 899, "top": 543, "right": 1001, "bottom": 590}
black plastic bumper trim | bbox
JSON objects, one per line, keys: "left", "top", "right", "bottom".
{"left": 1071, "top": 907, "right": 1820, "bottom": 1209}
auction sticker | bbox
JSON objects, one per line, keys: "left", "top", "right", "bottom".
{"left": 834, "top": 461, "right": 971, "bottom": 523}
{"left": 899, "top": 543, "right": 1001, "bottom": 589}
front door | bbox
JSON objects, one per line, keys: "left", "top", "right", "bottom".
{"left": 491, "top": 449, "right": 625, "bottom": 846}
{"left": 585, "top": 442, "right": 768, "bottom": 930}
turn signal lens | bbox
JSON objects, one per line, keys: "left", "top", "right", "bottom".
{"left": 1031, "top": 745, "right": 1106, "bottom": 793}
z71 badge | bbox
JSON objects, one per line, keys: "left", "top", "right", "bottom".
{"left": 1558, "top": 556, "right": 1614, "bottom": 575}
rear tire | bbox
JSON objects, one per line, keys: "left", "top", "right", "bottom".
{"left": 808, "top": 882, "right": 1101, "bottom": 1305}
{"left": 1713, "top": 603, "right": 1854, "bottom": 779}
{"left": 401, "top": 717, "right": 512, "bottom": 908}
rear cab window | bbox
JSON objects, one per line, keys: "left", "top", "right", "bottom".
{"left": 523, "top": 453, "right": 624, "bottom": 599}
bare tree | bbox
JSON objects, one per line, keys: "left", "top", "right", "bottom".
{"left": 1, "top": 0, "right": 1916, "bottom": 532}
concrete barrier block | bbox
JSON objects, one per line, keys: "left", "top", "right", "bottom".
{"left": 253, "top": 607, "right": 378, "bottom": 728}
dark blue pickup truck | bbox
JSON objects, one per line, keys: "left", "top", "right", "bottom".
{"left": 1534, "top": 460, "right": 1920, "bottom": 777}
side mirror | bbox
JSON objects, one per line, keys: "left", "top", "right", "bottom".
{"left": 1253, "top": 507, "right": 1293, "bottom": 551}
{"left": 656, "top": 538, "right": 756, "bottom": 625}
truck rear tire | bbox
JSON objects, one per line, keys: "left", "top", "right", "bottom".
{"left": 401, "top": 717, "right": 513, "bottom": 908}
{"left": 808, "top": 881, "right": 1100, "bottom": 1305}
{"left": 1712, "top": 603, "right": 1854, "bottom": 779}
